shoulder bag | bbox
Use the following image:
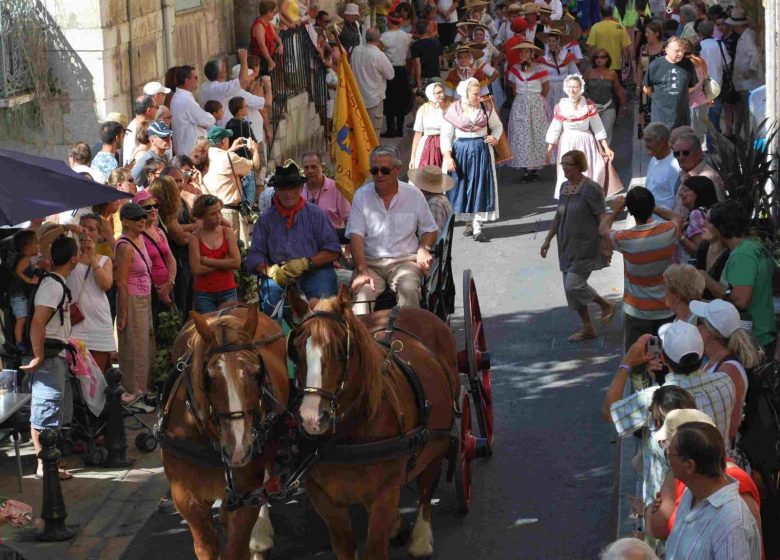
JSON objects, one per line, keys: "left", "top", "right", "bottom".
{"left": 480, "top": 97, "right": 512, "bottom": 164}
{"left": 716, "top": 41, "right": 739, "bottom": 104}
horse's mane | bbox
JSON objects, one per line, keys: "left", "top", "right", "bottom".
{"left": 181, "top": 315, "right": 251, "bottom": 425}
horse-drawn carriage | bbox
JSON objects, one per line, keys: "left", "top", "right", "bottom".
{"left": 155, "top": 213, "right": 494, "bottom": 558}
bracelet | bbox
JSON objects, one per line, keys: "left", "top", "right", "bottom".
{"left": 618, "top": 363, "right": 632, "bottom": 371}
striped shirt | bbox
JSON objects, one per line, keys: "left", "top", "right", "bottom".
{"left": 610, "top": 369, "right": 736, "bottom": 503}
{"left": 611, "top": 220, "right": 678, "bottom": 320}
{"left": 666, "top": 480, "right": 761, "bottom": 560}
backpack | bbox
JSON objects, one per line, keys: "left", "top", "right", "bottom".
{"left": 22, "top": 272, "right": 74, "bottom": 359}
{"left": 740, "top": 359, "right": 780, "bottom": 495}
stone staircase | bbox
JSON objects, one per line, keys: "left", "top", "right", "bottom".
{"left": 268, "top": 92, "right": 328, "bottom": 169}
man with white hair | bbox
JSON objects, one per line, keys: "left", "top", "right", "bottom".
{"left": 601, "top": 538, "right": 659, "bottom": 560}
{"left": 678, "top": 5, "right": 698, "bottom": 40}
{"left": 199, "top": 49, "right": 258, "bottom": 126}
{"left": 643, "top": 122, "right": 680, "bottom": 212}
{"left": 350, "top": 28, "right": 394, "bottom": 137}
{"left": 673, "top": 132, "right": 725, "bottom": 200}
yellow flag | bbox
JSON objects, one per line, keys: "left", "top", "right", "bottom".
{"left": 331, "top": 46, "right": 378, "bottom": 202}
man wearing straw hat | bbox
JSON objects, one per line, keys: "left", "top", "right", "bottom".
{"left": 728, "top": 6, "right": 763, "bottom": 127}
{"left": 408, "top": 165, "right": 454, "bottom": 232}
{"left": 339, "top": 3, "right": 364, "bottom": 53}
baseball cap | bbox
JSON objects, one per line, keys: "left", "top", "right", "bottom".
{"left": 147, "top": 120, "right": 173, "bottom": 138}
{"left": 653, "top": 408, "right": 715, "bottom": 442}
{"left": 231, "top": 64, "right": 256, "bottom": 80}
{"left": 658, "top": 321, "right": 704, "bottom": 365}
{"left": 120, "top": 202, "right": 149, "bottom": 220}
{"left": 689, "top": 299, "right": 740, "bottom": 338}
{"left": 143, "top": 81, "right": 172, "bottom": 96}
{"left": 207, "top": 125, "right": 234, "bottom": 143}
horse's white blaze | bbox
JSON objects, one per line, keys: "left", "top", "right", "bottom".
{"left": 408, "top": 508, "right": 433, "bottom": 557}
{"left": 249, "top": 503, "right": 274, "bottom": 552}
{"left": 219, "top": 358, "right": 246, "bottom": 463}
{"left": 300, "top": 338, "right": 324, "bottom": 434}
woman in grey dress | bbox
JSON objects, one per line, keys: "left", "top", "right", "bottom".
{"left": 540, "top": 150, "right": 616, "bottom": 341}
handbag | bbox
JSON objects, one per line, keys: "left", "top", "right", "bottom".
{"left": 702, "top": 75, "right": 721, "bottom": 101}
{"left": 716, "top": 41, "right": 739, "bottom": 104}
{"left": 69, "top": 265, "right": 90, "bottom": 326}
{"left": 480, "top": 97, "right": 513, "bottom": 164}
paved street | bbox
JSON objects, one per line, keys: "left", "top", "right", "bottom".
{"left": 121, "top": 115, "right": 634, "bottom": 560}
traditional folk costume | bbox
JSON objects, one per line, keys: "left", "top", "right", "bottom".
{"left": 441, "top": 78, "right": 503, "bottom": 239}
{"left": 412, "top": 84, "right": 447, "bottom": 169}
{"left": 546, "top": 96, "right": 612, "bottom": 199}
{"left": 444, "top": 57, "right": 496, "bottom": 99}
{"left": 507, "top": 61, "right": 551, "bottom": 172}
{"left": 538, "top": 47, "right": 579, "bottom": 109}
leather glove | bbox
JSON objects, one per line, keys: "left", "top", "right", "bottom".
{"left": 280, "top": 257, "right": 311, "bottom": 279}
{"left": 266, "top": 264, "right": 288, "bottom": 287}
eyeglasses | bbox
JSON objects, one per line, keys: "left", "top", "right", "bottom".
{"left": 664, "top": 447, "right": 683, "bottom": 460}
{"left": 141, "top": 204, "right": 159, "bottom": 210}
{"left": 370, "top": 166, "right": 393, "bottom": 175}
{"left": 673, "top": 150, "right": 692, "bottom": 157}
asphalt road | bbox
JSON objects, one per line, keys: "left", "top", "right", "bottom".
{"left": 122, "top": 110, "right": 634, "bottom": 560}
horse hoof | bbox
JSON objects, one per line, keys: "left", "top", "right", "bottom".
{"left": 390, "top": 516, "right": 411, "bottom": 547}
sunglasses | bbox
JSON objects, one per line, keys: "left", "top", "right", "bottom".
{"left": 370, "top": 166, "right": 393, "bottom": 175}
{"left": 673, "top": 150, "right": 692, "bottom": 157}
{"left": 141, "top": 204, "right": 159, "bottom": 210}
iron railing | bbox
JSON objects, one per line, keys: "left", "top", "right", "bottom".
{"left": 0, "top": 0, "right": 34, "bottom": 100}
{"left": 269, "top": 26, "right": 327, "bottom": 146}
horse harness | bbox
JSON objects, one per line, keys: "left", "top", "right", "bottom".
{"left": 288, "top": 307, "right": 454, "bottom": 470}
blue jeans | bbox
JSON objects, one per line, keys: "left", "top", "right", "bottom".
{"left": 193, "top": 288, "right": 238, "bottom": 313}
{"left": 259, "top": 266, "right": 338, "bottom": 317}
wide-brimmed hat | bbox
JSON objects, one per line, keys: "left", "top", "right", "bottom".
{"left": 343, "top": 3, "right": 360, "bottom": 16}
{"left": 454, "top": 43, "right": 485, "bottom": 59}
{"left": 506, "top": 2, "right": 523, "bottom": 13}
{"left": 725, "top": 6, "right": 749, "bottom": 25}
{"left": 270, "top": 160, "right": 306, "bottom": 189}
{"left": 511, "top": 40, "right": 543, "bottom": 55}
{"left": 105, "top": 112, "right": 129, "bottom": 128}
{"left": 520, "top": 2, "right": 541, "bottom": 14}
{"left": 536, "top": 28, "right": 571, "bottom": 43}
{"left": 653, "top": 409, "right": 716, "bottom": 443}
{"left": 456, "top": 19, "right": 482, "bottom": 28}
{"left": 535, "top": 3, "right": 553, "bottom": 15}
{"left": 464, "top": 0, "right": 490, "bottom": 10}
{"left": 409, "top": 165, "right": 454, "bottom": 194}
{"left": 550, "top": 19, "right": 582, "bottom": 41}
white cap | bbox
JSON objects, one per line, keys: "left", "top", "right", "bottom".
{"left": 231, "top": 64, "right": 255, "bottom": 80}
{"left": 344, "top": 3, "right": 361, "bottom": 16}
{"left": 690, "top": 299, "right": 740, "bottom": 338}
{"left": 143, "top": 81, "right": 171, "bottom": 96}
{"left": 658, "top": 321, "right": 703, "bottom": 364}
{"left": 653, "top": 408, "right": 715, "bottom": 442}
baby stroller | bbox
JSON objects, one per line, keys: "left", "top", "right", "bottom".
{"left": 65, "top": 366, "right": 158, "bottom": 466}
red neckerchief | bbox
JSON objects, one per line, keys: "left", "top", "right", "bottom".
{"left": 273, "top": 195, "right": 306, "bottom": 229}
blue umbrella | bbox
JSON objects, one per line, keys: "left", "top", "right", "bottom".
{"left": 0, "top": 149, "right": 131, "bottom": 226}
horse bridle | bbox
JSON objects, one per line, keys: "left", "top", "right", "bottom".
{"left": 288, "top": 311, "right": 353, "bottom": 419}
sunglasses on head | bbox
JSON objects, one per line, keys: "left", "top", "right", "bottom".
{"left": 370, "top": 166, "right": 393, "bottom": 175}
{"left": 141, "top": 203, "right": 159, "bottom": 210}
{"left": 673, "top": 150, "right": 692, "bottom": 157}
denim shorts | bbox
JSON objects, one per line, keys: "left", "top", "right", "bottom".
{"left": 9, "top": 295, "right": 28, "bottom": 318}
{"left": 193, "top": 288, "right": 239, "bottom": 313}
{"left": 26, "top": 356, "right": 73, "bottom": 431}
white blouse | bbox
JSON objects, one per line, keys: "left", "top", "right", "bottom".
{"left": 413, "top": 103, "right": 445, "bottom": 136}
{"left": 68, "top": 256, "right": 116, "bottom": 352}
{"left": 545, "top": 97, "right": 607, "bottom": 145}
{"left": 440, "top": 104, "right": 504, "bottom": 153}
{"left": 507, "top": 65, "right": 548, "bottom": 95}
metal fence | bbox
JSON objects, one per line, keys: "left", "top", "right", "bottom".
{"left": 269, "top": 26, "right": 327, "bottom": 146}
{"left": 0, "top": 0, "right": 34, "bottom": 100}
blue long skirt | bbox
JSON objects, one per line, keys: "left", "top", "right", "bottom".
{"left": 447, "top": 137, "right": 498, "bottom": 220}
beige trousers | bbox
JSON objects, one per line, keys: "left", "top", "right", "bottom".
{"left": 366, "top": 101, "right": 384, "bottom": 138}
{"left": 353, "top": 256, "right": 422, "bottom": 315}
{"left": 118, "top": 294, "right": 155, "bottom": 394}
{"left": 221, "top": 207, "right": 252, "bottom": 246}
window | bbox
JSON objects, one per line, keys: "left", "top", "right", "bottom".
{"left": 175, "top": 0, "right": 203, "bottom": 11}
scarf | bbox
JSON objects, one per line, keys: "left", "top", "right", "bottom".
{"left": 443, "top": 96, "right": 489, "bottom": 132}
{"left": 273, "top": 195, "right": 306, "bottom": 229}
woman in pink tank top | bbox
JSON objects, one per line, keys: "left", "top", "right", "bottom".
{"left": 115, "top": 203, "right": 156, "bottom": 404}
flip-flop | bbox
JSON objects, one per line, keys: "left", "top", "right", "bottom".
{"left": 568, "top": 330, "right": 597, "bottom": 342}
{"left": 601, "top": 305, "right": 617, "bottom": 327}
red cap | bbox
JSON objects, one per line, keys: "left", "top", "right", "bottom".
{"left": 510, "top": 16, "right": 529, "bottom": 33}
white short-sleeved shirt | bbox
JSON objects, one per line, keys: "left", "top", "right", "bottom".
{"left": 646, "top": 152, "right": 680, "bottom": 211}
{"left": 346, "top": 181, "right": 439, "bottom": 259}
{"left": 35, "top": 273, "right": 72, "bottom": 353}
{"left": 380, "top": 30, "right": 413, "bottom": 66}
{"left": 68, "top": 257, "right": 116, "bottom": 352}
{"left": 436, "top": 0, "right": 458, "bottom": 24}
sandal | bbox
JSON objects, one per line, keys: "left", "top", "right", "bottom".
{"left": 601, "top": 305, "right": 617, "bottom": 326}
{"left": 568, "top": 329, "right": 597, "bottom": 342}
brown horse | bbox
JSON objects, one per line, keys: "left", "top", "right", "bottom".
{"left": 159, "top": 306, "right": 289, "bottom": 560}
{"left": 288, "top": 286, "right": 460, "bottom": 559}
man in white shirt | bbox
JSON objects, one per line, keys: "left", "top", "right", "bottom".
{"left": 347, "top": 147, "right": 439, "bottom": 315}
{"left": 664, "top": 422, "right": 761, "bottom": 560}
{"left": 170, "top": 65, "right": 216, "bottom": 157}
{"left": 380, "top": 14, "right": 413, "bottom": 138}
{"left": 230, "top": 63, "right": 272, "bottom": 144}
{"left": 697, "top": 21, "right": 729, "bottom": 135}
{"left": 350, "top": 28, "right": 394, "bottom": 138}
{"left": 123, "top": 94, "right": 157, "bottom": 166}
{"left": 199, "top": 49, "right": 256, "bottom": 126}
{"left": 729, "top": 8, "right": 763, "bottom": 93}
{"left": 642, "top": 122, "right": 680, "bottom": 212}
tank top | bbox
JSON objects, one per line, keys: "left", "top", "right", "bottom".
{"left": 117, "top": 235, "right": 152, "bottom": 296}
{"left": 141, "top": 227, "right": 172, "bottom": 287}
{"left": 585, "top": 76, "right": 614, "bottom": 106}
{"left": 250, "top": 17, "right": 277, "bottom": 58}
{"left": 192, "top": 228, "right": 236, "bottom": 293}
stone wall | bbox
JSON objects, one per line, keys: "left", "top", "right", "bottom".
{"left": 269, "top": 92, "right": 328, "bottom": 169}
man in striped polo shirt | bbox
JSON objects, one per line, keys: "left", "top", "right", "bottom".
{"left": 601, "top": 187, "right": 680, "bottom": 350}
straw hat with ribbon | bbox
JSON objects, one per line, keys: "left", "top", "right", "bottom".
{"left": 511, "top": 40, "right": 544, "bottom": 56}
{"left": 520, "top": 2, "right": 541, "bottom": 14}
{"left": 506, "top": 2, "right": 523, "bottom": 13}
{"left": 408, "top": 165, "right": 454, "bottom": 194}
{"left": 536, "top": 28, "right": 571, "bottom": 44}
{"left": 535, "top": 3, "right": 553, "bottom": 15}
{"left": 455, "top": 42, "right": 485, "bottom": 59}
{"left": 464, "top": 0, "right": 490, "bottom": 10}
{"left": 550, "top": 19, "right": 582, "bottom": 41}
{"left": 456, "top": 19, "right": 482, "bottom": 29}
{"left": 725, "top": 6, "right": 749, "bottom": 26}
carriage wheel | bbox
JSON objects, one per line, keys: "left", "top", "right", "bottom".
{"left": 454, "top": 391, "right": 475, "bottom": 514}
{"left": 459, "top": 270, "right": 494, "bottom": 454}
